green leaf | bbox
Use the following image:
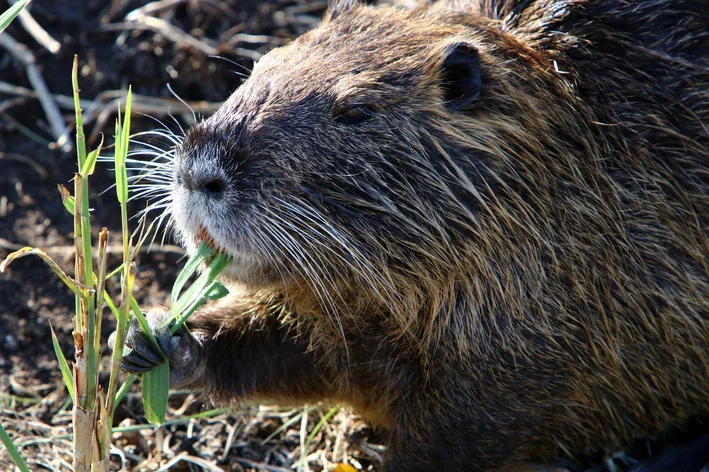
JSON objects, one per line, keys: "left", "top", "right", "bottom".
{"left": 104, "top": 262, "right": 124, "bottom": 281}
{"left": 130, "top": 297, "right": 161, "bottom": 354}
{"left": 79, "top": 135, "right": 103, "bottom": 177}
{"left": 57, "top": 184, "right": 74, "bottom": 215}
{"left": 113, "top": 374, "right": 138, "bottom": 413}
{"left": 122, "top": 88, "right": 132, "bottom": 163}
{"left": 305, "top": 404, "right": 341, "bottom": 452}
{"left": 50, "top": 324, "right": 74, "bottom": 402}
{"left": 0, "top": 0, "right": 30, "bottom": 35}
{"left": 103, "top": 289, "right": 119, "bottom": 318}
{"left": 1, "top": 247, "right": 84, "bottom": 298}
{"left": 169, "top": 252, "right": 231, "bottom": 331}
{"left": 170, "top": 242, "right": 213, "bottom": 305}
{"left": 142, "top": 360, "right": 169, "bottom": 424}
{"left": 206, "top": 281, "right": 229, "bottom": 300}
{"left": 0, "top": 421, "right": 30, "bottom": 472}
{"left": 114, "top": 88, "right": 132, "bottom": 204}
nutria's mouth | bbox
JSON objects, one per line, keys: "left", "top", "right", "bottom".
{"left": 195, "top": 225, "right": 223, "bottom": 253}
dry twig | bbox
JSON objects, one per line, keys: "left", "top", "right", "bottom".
{"left": 12, "top": 0, "right": 61, "bottom": 53}
{"left": 0, "top": 33, "right": 70, "bottom": 151}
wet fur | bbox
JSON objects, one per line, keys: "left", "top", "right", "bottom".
{"left": 140, "top": 0, "right": 709, "bottom": 470}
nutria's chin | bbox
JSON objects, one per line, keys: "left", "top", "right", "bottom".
{"left": 155, "top": 0, "right": 709, "bottom": 470}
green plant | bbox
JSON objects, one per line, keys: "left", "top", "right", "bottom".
{"left": 0, "top": 421, "right": 30, "bottom": 472}
{"left": 0, "top": 0, "right": 30, "bottom": 35}
{"left": 1, "top": 56, "right": 231, "bottom": 471}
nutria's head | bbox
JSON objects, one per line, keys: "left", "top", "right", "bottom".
{"left": 160, "top": 0, "right": 594, "bottom": 325}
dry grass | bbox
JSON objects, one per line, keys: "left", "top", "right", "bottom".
{"left": 1, "top": 380, "right": 385, "bottom": 471}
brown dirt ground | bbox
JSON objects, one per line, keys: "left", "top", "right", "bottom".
{"left": 1, "top": 1, "right": 707, "bottom": 471}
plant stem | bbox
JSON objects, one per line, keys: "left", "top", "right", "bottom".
{"left": 94, "top": 229, "right": 109, "bottom": 367}
{"left": 104, "top": 263, "right": 136, "bottom": 445}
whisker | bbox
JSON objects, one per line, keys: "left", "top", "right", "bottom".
{"left": 167, "top": 83, "right": 197, "bottom": 127}
{"left": 262, "top": 210, "right": 352, "bottom": 359}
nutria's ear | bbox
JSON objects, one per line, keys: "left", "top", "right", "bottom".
{"left": 439, "top": 42, "right": 483, "bottom": 111}
{"left": 325, "top": 0, "right": 361, "bottom": 21}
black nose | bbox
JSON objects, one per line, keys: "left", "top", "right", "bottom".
{"left": 201, "top": 178, "right": 226, "bottom": 198}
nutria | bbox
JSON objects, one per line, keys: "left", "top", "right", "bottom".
{"left": 120, "top": 0, "right": 709, "bottom": 470}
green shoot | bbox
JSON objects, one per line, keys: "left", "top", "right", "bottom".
{"left": 0, "top": 0, "right": 30, "bottom": 35}
{"left": 50, "top": 324, "right": 75, "bottom": 401}
{"left": 169, "top": 246, "right": 231, "bottom": 331}
{"left": 170, "top": 242, "right": 215, "bottom": 305}
{"left": 0, "top": 52, "right": 235, "bottom": 468}
{"left": 139, "top": 243, "right": 231, "bottom": 424}
{"left": 0, "top": 247, "right": 87, "bottom": 298}
{"left": 0, "top": 421, "right": 30, "bottom": 472}
{"left": 305, "top": 405, "right": 341, "bottom": 453}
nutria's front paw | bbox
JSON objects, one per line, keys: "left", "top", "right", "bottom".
{"left": 110, "top": 306, "right": 206, "bottom": 389}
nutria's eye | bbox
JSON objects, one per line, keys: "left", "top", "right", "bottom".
{"left": 334, "top": 104, "right": 375, "bottom": 124}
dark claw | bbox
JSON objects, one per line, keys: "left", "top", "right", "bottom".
{"left": 122, "top": 349, "right": 162, "bottom": 368}
{"left": 127, "top": 335, "right": 164, "bottom": 365}
{"left": 121, "top": 358, "right": 158, "bottom": 373}
{"left": 110, "top": 306, "right": 204, "bottom": 388}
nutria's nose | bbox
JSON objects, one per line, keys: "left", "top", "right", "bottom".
{"left": 200, "top": 178, "right": 226, "bottom": 198}
{"left": 176, "top": 169, "right": 227, "bottom": 199}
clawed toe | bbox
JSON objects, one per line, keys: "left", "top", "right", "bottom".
{"left": 127, "top": 335, "right": 164, "bottom": 365}
{"left": 121, "top": 344, "right": 165, "bottom": 373}
{"left": 121, "top": 357, "right": 159, "bottom": 373}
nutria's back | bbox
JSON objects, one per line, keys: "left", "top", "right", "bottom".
{"left": 135, "top": 0, "right": 709, "bottom": 470}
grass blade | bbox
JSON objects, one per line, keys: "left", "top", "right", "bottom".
{"left": 0, "top": 421, "right": 30, "bottom": 472}
{"left": 0, "top": 0, "right": 30, "bottom": 35}
{"left": 50, "top": 324, "right": 75, "bottom": 402}
{"left": 79, "top": 134, "right": 103, "bottom": 177}
{"left": 0, "top": 247, "right": 86, "bottom": 298}
{"left": 292, "top": 404, "right": 341, "bottom": 469}
{"left": 206, "top": 281, "right": 229, "bottom": 300}
{"left": 113, "top": 374, "right": 138, "bottom": 413}
{"left": 104, "top": 262, "right": 124, "bottom": 281}
{"left": 141, "top": 245, "right": 231, "bottom": 423}
{"left": 114, "top": 88, "right": 131, "bottom": 205}
{"left": 304, "top": 404, "right": 340, "bottom": 452}
{"left": 142, "top": 361, "right": 170, "bottom": 424}
{"left": 112, "top": 407, "right": 228, "bottom": 433}
{"left": 170, "top": 242, "right": 213, "bottom": 305}
{"left": 170, "top": 251, "right": 232, "bottom": 331}
{"left": 57, "top": 184, "right": 74, "bottom": 215}
{"left": 130, "top": 297, "right": 161, "bottom": 354}
{"left": 262, "top": 405, "right": 317, "bottom": 444}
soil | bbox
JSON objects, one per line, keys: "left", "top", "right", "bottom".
{"left": 1, "top": 1, "right": 707, "bottom": 471}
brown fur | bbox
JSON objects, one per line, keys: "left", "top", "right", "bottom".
{"left": 149, "top": 0, "right": 709, "bottom": 470}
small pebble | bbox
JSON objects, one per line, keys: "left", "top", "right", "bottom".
{"left": 4, "top": 334, "right": 19, "bottom": 352}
